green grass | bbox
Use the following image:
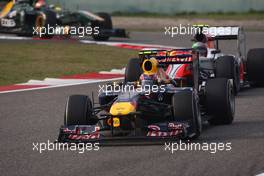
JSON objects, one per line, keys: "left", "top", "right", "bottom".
{"left": 0, "top": 41, "right": 137, "bottom": 86}
{"left": 112, "top": 11, "right": 264, "bottom": 20}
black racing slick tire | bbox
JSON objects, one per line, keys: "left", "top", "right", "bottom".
{"left": 215, "top": 56, "right": 240, "bottom": 95}
{"left": 172, "top": 90, "right": 202, "bottom": 139}
{"left": 206, "top": 78, "right": 235, "bottom": 125}
{"left": 124, "top": 58, "right": 142, "bottom": 83}
{"left": 247, "top": 48, "right": 264, "bottom": 86}
{"left": 92, "top": 12, "right": 113, "bottom": 41}
{"left": 34, "top": 9, "right": 57, "bottom": 38}
{"left": 64, "top": 95, "right": 97, "bottom": 126}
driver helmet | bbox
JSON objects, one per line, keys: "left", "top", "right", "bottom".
{"left": 192, "top": 42, "right": 208, "bottom": 57}
{"left": 194, "top": 32, "right": 208, "bottom": 43}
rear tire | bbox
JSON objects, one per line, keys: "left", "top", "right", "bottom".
{"left": 124, "top": 58, "right": 142, "bottom": 83}
{"left": 64, "top": 95, "right": 97, "bottom": 126}
{"left": 247, "top": 48, "right": 264, "bottom": 86}
{"left": 206, "top": 78, "right": 235, "bottom": 125}
{"left": 172, "top": 90, "right": 201, "bottom": 139}
{"left": 215, "top": 56, "right": 240, "bottom": 95}
{"left": 34, "top": 9, "right": 57, "bottom": 38}
{"left": 92, "top": 12, "right": 112, "bottom": 41}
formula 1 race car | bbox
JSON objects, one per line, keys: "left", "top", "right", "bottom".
{"left": 0, "top": 0, "right": 127, "bottom": 40}
{"left": 58, "top": 49, "right": 235, "bottom": 144}
{"left": 188, "top": 25, "right": 264, "bottom": 94}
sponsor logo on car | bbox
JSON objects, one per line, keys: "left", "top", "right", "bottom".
{"left": 68, "top": 133, "right": 100, "bottom": 140}
{"left": 147, "top": 125, "right": 182, "bottom": 137}
{"left": 1, "top": 18, "right": 16, "bottom": 27}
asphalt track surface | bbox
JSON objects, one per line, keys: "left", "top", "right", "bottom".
{"left": 1, "top": 31, "right": 264, "bottom": 176}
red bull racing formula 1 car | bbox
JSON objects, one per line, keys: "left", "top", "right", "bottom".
{"left": 58, "top": 49, "right": 235, "bottom": 144}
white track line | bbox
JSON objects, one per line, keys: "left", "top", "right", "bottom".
{"left": 0, "top": 77, "right": 123, "bottom": 94}
{"left": 18, "top": 78, "right": 100, "bottom": 86}
{"left": 0, "top": 35, "right": 31, "bottom": 40}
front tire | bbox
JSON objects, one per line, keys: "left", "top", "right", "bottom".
{"left": 206, "top": 78, "right": 235, "bottom": 125}
{"left": 124, "top": 58, "right": 142, "bottom": 83}
{"left": 64, "top": 95, "right": 97, "bottom": 126}
{"left": 172, "top": 90, "right": 201, "bottom": 139}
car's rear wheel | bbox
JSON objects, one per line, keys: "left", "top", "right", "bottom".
{"left": 206, "top": 78, "right": 235, "bottom": 125}
{"left": 34, "top": 10, "right": 57, "bottom": 38}
{"left": 64, "top": 95, "right": 97, "bottom": 126}
{"left": 92, "top": 12, "right": 113, "bottom": 41}
{"left": 215, "top": 56, "right": 240, "bottom": 95}
{"left": 172, "top": 90, "right": 202, "bottom": 139}
{"left": 247, "top": 48, "right": 264, "bottom": 86}
{"left": 124, "top": 58, "right": 142, "bottom": 83}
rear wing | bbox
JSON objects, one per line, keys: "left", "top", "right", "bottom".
{"left": 139, "top": 48, "right": 199, "bottom": 90}
{"left": 193, "top": 25, "right": 242, "bottom": 39}
{"left": 193, "top": 25, "right": 246, "bottom": 60}
{"left": 138, "top": 48, "right": 198, "bottom": 65}
{"left": 203, "top": 26, "right": 241, "bottom": 40}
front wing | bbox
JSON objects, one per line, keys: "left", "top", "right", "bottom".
{"left": 57, "top": 121, "right": 190, "bottom": 145}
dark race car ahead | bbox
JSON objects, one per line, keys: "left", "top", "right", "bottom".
{"left": 180, "top": 25, "right": 264, "bottom": 95}
{"left": 0, "top": 0, "right": 128, "bottom": 40}
{"left": 58, "top": 49, "right": 235, "bottom": 144}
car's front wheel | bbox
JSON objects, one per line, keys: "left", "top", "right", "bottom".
{"left": 124, "top": 58, "right": 142, "bottom": 83}
{"left": 206, "top": 78, "right": 235, "bottom": 125}
{"left": 64, "top": 95, "right": 97, "bottom": 126}
{"left": 172, "top": 90, "right": 202, "bottom": 139}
